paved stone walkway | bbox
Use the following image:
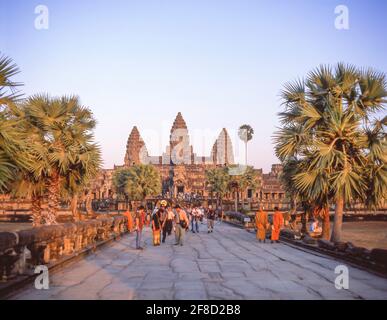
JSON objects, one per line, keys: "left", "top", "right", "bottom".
{"left": 12, "top": 222, "right": 387, "bottom": 300}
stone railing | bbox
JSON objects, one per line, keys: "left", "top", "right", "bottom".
{"left": 280, "top": 229, "right": 387, "bottom": 275}
{"left": 0, "top": 215, "right": 128, "bottom": 283}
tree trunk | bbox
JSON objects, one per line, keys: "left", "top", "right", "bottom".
{"left": 330, "top": 196, "right": 344, "bottom": 242}
{"left": 322, "top": 205, "right": 330, "bottom": 240}
{"left": 245, "top": 142, "right": 247, "bottom": 165}
{"left": 85, "top": 192, "right": 94, "bottom": 217}
{"left": 46, "top": 171, "right": 60, "bottom": 225}
{"left": 31, "top": 194, "right": 42, "bottom": 227}
{"left": 301, "top": 208, "right": 308, "bottom": 235}
{"left": 234, "top": 191, "right": 238, "bottom": 212}
{"left": 71, "top": 194, "right": 81, "bottom": 221}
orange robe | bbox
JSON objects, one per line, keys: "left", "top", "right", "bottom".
{"left": 255, "top": 210, "right": 268, "bottom": 240}
{"left": 123, "top": 211, "right": 134, "bottom": 232}
{"left": 271, "top": 211, "right": 284, "bottom": 241}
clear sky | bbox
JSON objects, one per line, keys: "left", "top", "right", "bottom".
{"left": 1, "top": 0, "right": 386, "bottom": 172}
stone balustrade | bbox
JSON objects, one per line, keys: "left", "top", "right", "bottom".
{"left": 0, "top": 215, "right": 128, "bottom": 282}
{"left": 280, "top": 229, "right": 387, "bottom": 275}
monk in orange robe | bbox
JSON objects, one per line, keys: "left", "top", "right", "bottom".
{"left": 123, "top": 210, "right": 134, "bottom": 232}
{"left": 271, "top": 207, "right": 284, "bottom": 243}
{"left": 255, "top": 207, "right": 268, "bottom": 242}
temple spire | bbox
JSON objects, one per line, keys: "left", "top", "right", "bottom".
{"left": 171, "top": 112, "right": 187, "bottom": 132}
{"left": 124, "top": 126, "right": 148, "bottom": 166}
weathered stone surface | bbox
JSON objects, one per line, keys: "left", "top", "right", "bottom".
{"left": 9, "top": 223, "right": 387, "bottom": 300}
{"left": 370, "top": 248, "right": 387, "bottom": 265}
{"left": 346, "top": 245, "right": 370, "bottom": 258}
{"left": 302, "top": 235, "right": 317, "bottom": 245}
{"left": 0, "top": 215, "right": 128, "bottom": 281}
{"left": 317, "top": 239, "right": 336, "bottom": 251}
{"left": 334, "top": 241, "right": 349, "bottom": 252}
{"left": 280, "top": 229, "right": 297, "bottom": 240}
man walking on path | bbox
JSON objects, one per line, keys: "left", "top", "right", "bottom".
{"left": 135, "top": 206, "right": 146, "bottom": 250}
{"left": 271, "top": 207, "right": 284, "bottom": 243}
{"left": 255, "top": 206, "right": 268, "bottom": 242}
{"left": 162, "top": 205, "right": 175, "bottom": 242}
{"left": 207, "top": 205, "right": 216, "bottom": 233}
{"left": 174, "top": 205, "right": 189, "bottom": 246}
{"left": 191, "top": 205, "right": 200, "bottom": 233}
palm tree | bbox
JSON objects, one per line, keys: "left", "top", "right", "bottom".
{"left": 125, "top": 164, "right": 161, "bottom": 205}
{"left": 205, "top": 166, "right": 230, "bottom": 209}
{"left": 0, "top": 53, "right": 23, "bottom": 106}
{"left": 62, "top": 142, "right": 101, "bottom": 220}
{"left": 238, "top": 166, "right": 260, "bottom": 209}
{"left": 20, "top": 94, "right": 101, "bottom": 224}
{"left": 0, "top": 54, "right": 25, "bottom": 192}
{"left": 274, "top": 63, "right": 387, "bottom": 242}
{"left": 238, "top": 124, "right": 254, "bottom": 165}
{"left": 112, "top": 168, "right": 132, "bottom": 208}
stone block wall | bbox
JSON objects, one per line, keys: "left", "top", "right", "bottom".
{"left": 0, "top": 215, "right": 127, "bottom": 282}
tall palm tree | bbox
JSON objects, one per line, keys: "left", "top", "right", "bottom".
{"left": 205, "top": 166, "right": 230, "bottom": 209}
{"left": 62, "top": 142, "right": 101, "bottom": 220}
{"left": 238, "top": 166, "right": 260, "bottom": 209}
{"left": 125, "top": 164, "right": 161, "bottom": 205}
{"left": 274, "top": 63, "right": 387, "bottom": 242}
{"left": 21, "top": 94, "right": 101, "bottom": 224}
{"left": 238, "top": 125, "right": 254, "bottom": 165}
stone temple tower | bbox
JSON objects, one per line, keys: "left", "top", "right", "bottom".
{"left": 211, "top": 128, "right": 235, "bottom": 165}
{"left": 167, "top": 112, "right": 193, "bottom": 164}
{"left": 124, "top": 126, "right": 149, "bottom": 166}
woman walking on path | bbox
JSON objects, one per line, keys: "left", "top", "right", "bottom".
{"left": 152, "top": 208, "right": 163, "bottom": 246}
{"left": 207, "top": 205, "right": 216, "bottom": 233}
{"left": 135, "top": 206, "right": 146, "bottom": 250}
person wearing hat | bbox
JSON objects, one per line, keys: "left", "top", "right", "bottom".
{"left": 152, "top": 208, "right": 163, "bottom": 246}
{"left": 174, "top": 204, "right": 189, "bottom": 246}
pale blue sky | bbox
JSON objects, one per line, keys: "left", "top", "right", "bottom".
{"left": 1, "top": 0, "right": 386, "bottom": 171}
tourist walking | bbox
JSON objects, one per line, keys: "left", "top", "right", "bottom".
{"left": 135, "top": 206, "right": 146, "bottom": 250}
{"left": 162, "top": 205, "right": 175, "bottom": 243}
{"left": 216, "top": 206, "right": 224, "bottom": 224}
{"left": 174, "top": 205, "right": 189, "bottom": 246}
{"left": 255, "top": 206, "right": 268, "bottom": 243}
{"left": 191, "top": 205, "right": 200, "bottom": 233}
{"left": 271, "top": 207, "right": 284, "bottom": 243}
{"left": 152, "top": 208, "right": 163, "bottom": 246}
{"left": 207, "top": 205, "right": 216, "bottom": 233}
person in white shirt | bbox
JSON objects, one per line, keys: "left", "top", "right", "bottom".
{"left": 191, "top": 205, "right": 200, "bottom": 233}
{"left": 162, "top": 205, "right": 175, "bottom": 243}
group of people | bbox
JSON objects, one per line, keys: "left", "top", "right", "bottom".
{"left": 125, "top": 202, "right": 288, "bottom": 249}
{"left": 123, "top": 201, "right": 222, "bottom": 250}
{"left": 255, "top": 206, "right": 284, "bottom": 243}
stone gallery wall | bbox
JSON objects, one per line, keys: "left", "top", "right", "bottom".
{"left": 0, "top": 215, "right": 128, "bottom": 283}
